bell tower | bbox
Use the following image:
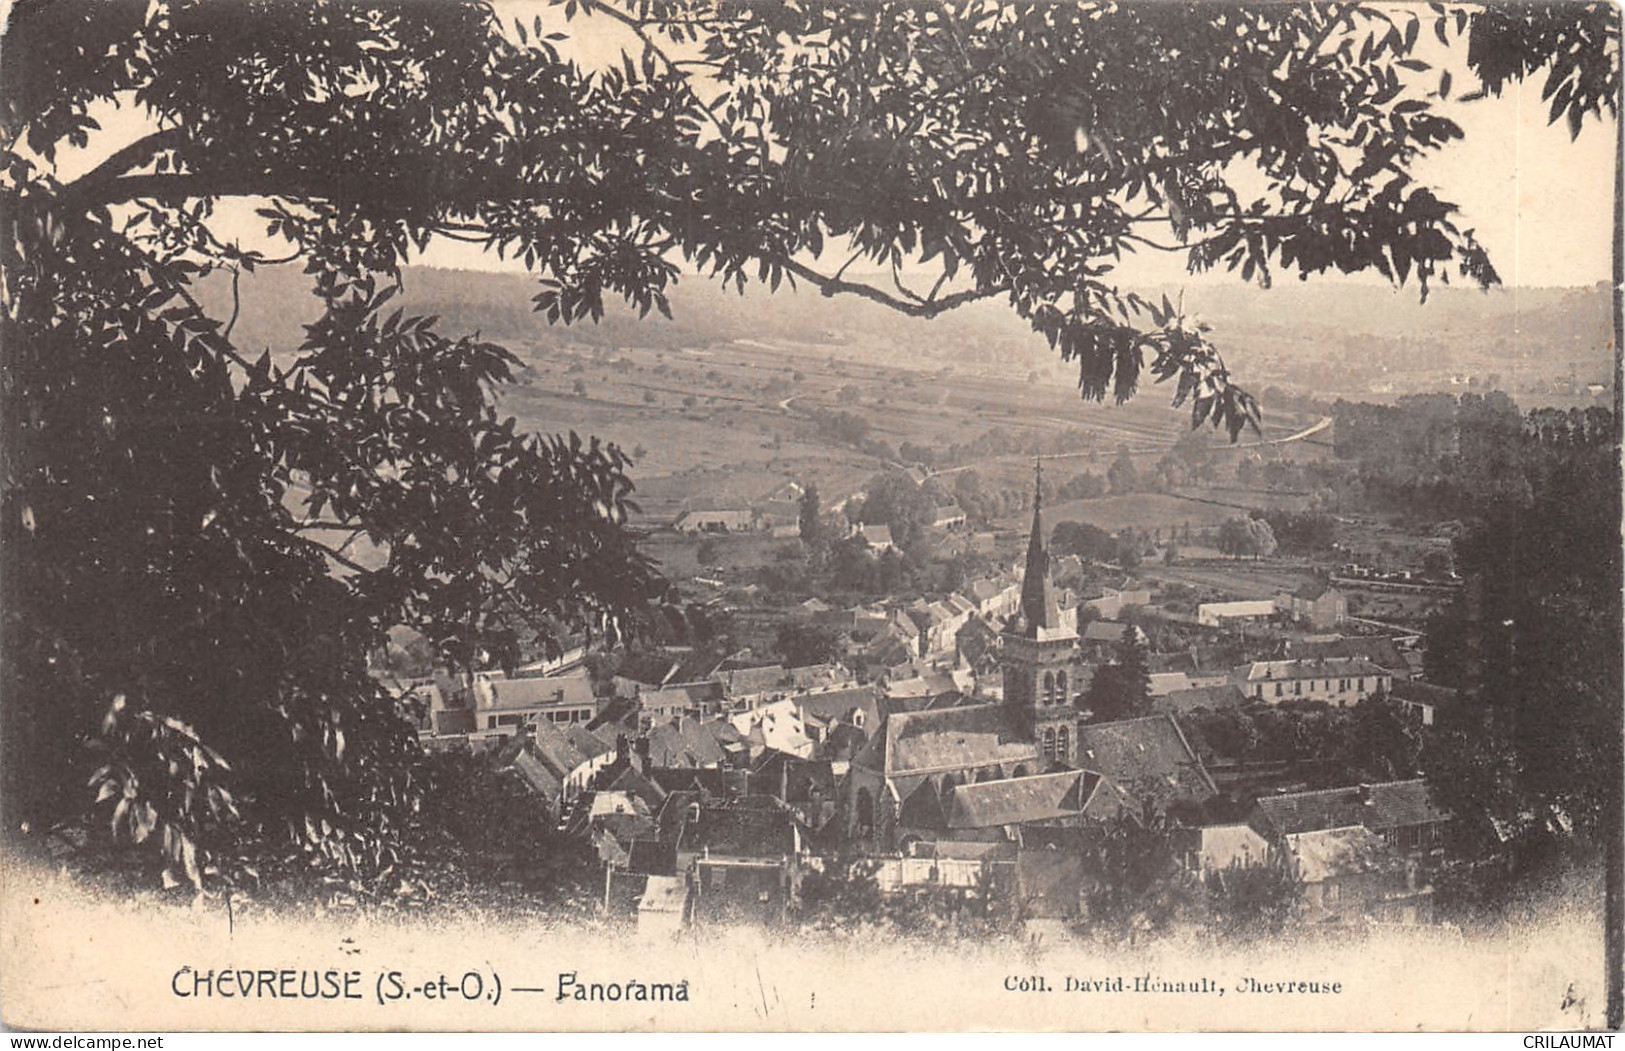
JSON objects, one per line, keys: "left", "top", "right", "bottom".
{"left": 1001, "top": 459, "right": 1085, "bottom": 766}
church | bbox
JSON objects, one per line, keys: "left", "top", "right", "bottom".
{"left": 845, "top": 465, "right": 1215, "bottom": 847}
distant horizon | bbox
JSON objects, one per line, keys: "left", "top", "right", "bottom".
{"left": 394, "top": 258, "right": 1612, "bottom": 296}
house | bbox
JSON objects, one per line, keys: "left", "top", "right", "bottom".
{"left": 526, "top": 718, "right": 617, "bottom": 804}
{"left": 1252, "top": 780, "right": 1449, "bottom": 858}
{"left": 1281, "top": 825, "right": 1430, "bottom": 925}
{"left": 1238, "top": 658, "right": 1391, "bottom": 706}
{"left": 931, "top": 503, "right": 968, "bottom": 531}
{"left": 791, "top": 685, "right": 878, "bottom": 745}
{"left": 714, "top": 662, "right": 790, "bottom": 703}
{"left": 1391, "top": 681, "right": 1461, "bottom": 727}
{"left": 642, "top": 715, "right": 730, "bottom": 768}
{"left": 1084, "top": 587, "right": 1153, "bottom": 621}
{"left": 757, "top": 499, "right": 804, "bottom": 539}
{"left": 748, "top": 752, "right": 839, "bottom": 836}
{"left": 881, "top": 667, "right": 970, "bottom": 707}
{"left": 1279, "top": 581, "right": 1348, "bottom": 630}
{"left": 1154, "top": 684, "right": 1248, "bottom": 716}
{"left": 1148, "top": 671, "right": 1193, "bottom": 696}
{"left": 638, "top": 679, "right": 726, "bottom": 720}
{"left": 862, "top": 631, "right": 920, "bottom": 681}
{"left": 867, "top": 839, "right": 1019, "bottom": 897}
{"left": 677, "top": 799, "right": 804, "bottom": 926}
{"left": 955, "top": 616, "right": 1001, "bottom": 671}
{"left": 1177, "top": 822, "right": 1273, "bottom": 877}
{"left": 905, "top": 598, "right": 973, "bottom": 657}
{"left": 473, "top": 672, "right": 598, "bottom": 730}
{"left": 672, "top": 507, "right": 756, "bottom": 534}
{"left": 796, "top": 597, "right": 832, "bottom": 617}
{"left": 1148, "top": 648, "right": 1235, "bottom": 690}
{"left": 859, "top": 523, "right": 895, "bottom": 553}
{"left": 784, "top": 662, "right": 856, "bottom": 691}
{"left": 730, "top": 699, "right": 815, "bottom": 759}
{"left": 965, "top": 576, "right": 1021, "bottom": 620}
{"left": 1198, "top": 600, "right": 1279, "bottom": 628}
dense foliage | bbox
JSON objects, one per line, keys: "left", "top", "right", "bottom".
{"left": 2, "top": 0, "right": 1616, "bottom": 886}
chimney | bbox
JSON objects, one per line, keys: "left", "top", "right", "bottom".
{"left": 634, "top": 735, "right": 651, "bottom": 773}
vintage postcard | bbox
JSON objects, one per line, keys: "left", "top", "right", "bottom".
{"left": 1, "top": 0, "right": 1620, "bottom": 1034}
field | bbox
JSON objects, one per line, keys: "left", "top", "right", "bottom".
{"left": 495, "top": 333, "right": 1322, "bottom": 535}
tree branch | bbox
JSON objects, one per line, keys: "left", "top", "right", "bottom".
{"left": 289, "top": 533, "right": 375, "bottom": 577}
{"left": 67, "top": 128, "right": 189, "bottom": 191}
{"left": 780, "top": 258, "right": 1003, "bottom": 318}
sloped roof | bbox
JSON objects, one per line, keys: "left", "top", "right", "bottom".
{"left": 641, "top": 679, "right": 725, "bottom": 712}
{"left": 617, "top": 652, "right": 680, "bottom": 687}
{"left": 676, "top": 801, "right": 798, "bottom": 858}
{"left": 793, "top": 685, "right": 878, "bottom": 727}
{"left": 785, "top": 662, "right": 851, "bottom": 688}
{"left": 1196, "top": 823, "right": 1272, "bottom": 871}
{"left": 1391, "top": 680, "right": 1461, "bottom": 707}
{"left": 531, "top": 719, "right": 592, "bottom": 780}
{"left": 1254, "top": 780, "right": 1448, "bottom": 837}
{"left": 716, "top": 663, "right": 789, "bottom": 697}
{"left": 1292, "top": 636, "right": 1407, "bottom": 671}
{"left": 484, "top": 673, "right": 596, "bottom": 711}
{"left": 1082, "top": 621, "right": 1130, "bottom": 643}
{"left": 861, "top": 524, "right": 894, "bottom": 546}
{"left": 504, "top": 746, "right": 563, "bottom": 799}
{"left": 748, "top": 753, "right": 836, "bottom": 804}
{"left": 1073, "top": 714, "right": 1217, "bottom": 809}
{"left": 648, "top": 766, "right": 729, "bottom": 797}
{"left": 1155, "top": 684, "right": 1248, "bottom": 715}
{"left": 1242, "top": 658, "right": 1386, "bottom": 682}
{"left": 896, "top": 777, "right": 949, "bottom": 829}
{"left": 431, "top": 708, "right": 476, "bottom": 735}
{"left": 567, "top": 725, "right": 613, "bottom": 760}
{"left": 645, "top": 717, "right": 727, "bottom": 767}
{"left": 1293, "top": 580, "right": 1338, "bottom": 601}
{"left": 968, "top": 578, "right": 1010, "bottom": 603}
{"left": 879, "top": 703, "right": 1040, "bottom": 777}
{"left": 945, "top": 771, "right": 1103, "bottom": 829}
{"left": 1285, "top": 825, "right": 1405, "bottom": 882}
{"left": 866, "top": 635, "right": 916, "bottom": 669}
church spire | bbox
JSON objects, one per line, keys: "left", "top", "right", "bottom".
{"left": 1017, "top": 456, "right": 1058, "bottom": 636}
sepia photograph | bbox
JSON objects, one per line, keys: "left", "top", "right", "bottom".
{"left": 0, "top": 0, "right": 1620, "bottom": 1034}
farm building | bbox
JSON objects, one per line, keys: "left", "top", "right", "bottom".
{"left": 1279, "top": 581, "right": 1348, "bottom": 630}
{"left": 1197, "top": 600, "right": 1279, "bottom": 627}
{"left": 673, "top": 507, "right": 756, "bottom": 533}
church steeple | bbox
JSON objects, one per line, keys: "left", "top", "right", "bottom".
{"left": 1001, "top": 456, "right": 1083, "bottom": 759}
{"left": 1016, "top": 457, "right": 1061, "bottom": 638}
